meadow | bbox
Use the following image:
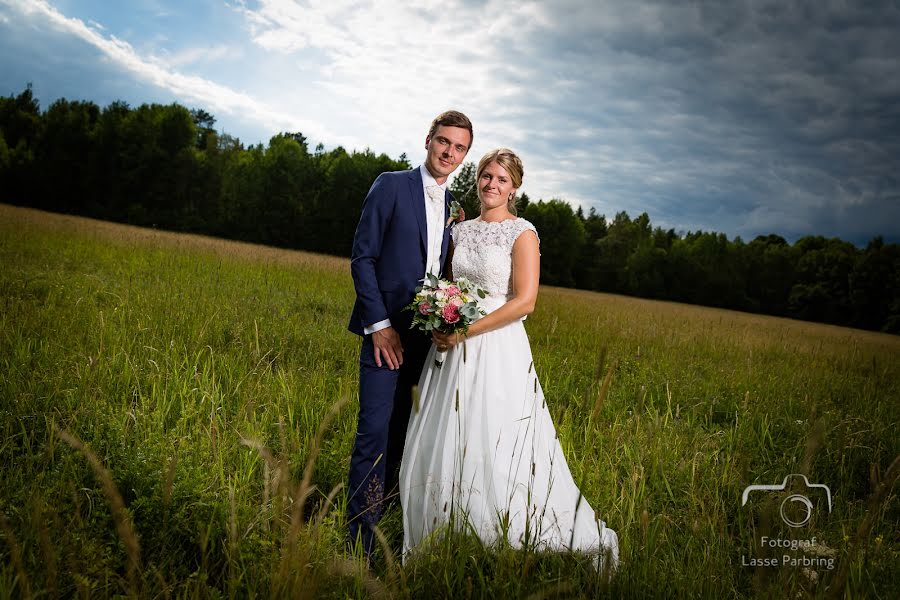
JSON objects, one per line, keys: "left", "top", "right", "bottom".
{"left": 1, "top": 203, "right": 898, "bottom": 598}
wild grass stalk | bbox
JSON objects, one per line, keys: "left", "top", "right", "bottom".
{"left": 53, "top": 426, "right": 142, "bottom": 596}
{"left": 0, "top": 513, "right": 30, "bottom": 599}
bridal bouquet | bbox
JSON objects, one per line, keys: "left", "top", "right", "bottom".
{"left": 404, "top": 273, "right": 486, "bottom": 368}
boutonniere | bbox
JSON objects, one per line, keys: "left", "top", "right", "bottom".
{"left": 445, "top": 200, "right": 465, "bottom": 228}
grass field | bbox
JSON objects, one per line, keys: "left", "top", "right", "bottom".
{"left": 1, "top": 203, "right": 898, "bottom": 598}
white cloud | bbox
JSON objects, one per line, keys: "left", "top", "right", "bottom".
{"left": 3, "top": 0, "right": 342, "bottom": 144}
{"left": 233, "top": 0, "right": 572, "bottom": 190}
{"left": 165, "top": 44, "right": 238, "bottom": 67}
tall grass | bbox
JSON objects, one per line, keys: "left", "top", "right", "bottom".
{"left": 1, "top": 204, "right": 898, "bottom": 598}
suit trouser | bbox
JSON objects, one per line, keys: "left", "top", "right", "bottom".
{"left": 347, "top": 331, "right": 430, "bottom": 556}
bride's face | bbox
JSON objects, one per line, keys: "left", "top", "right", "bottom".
{"left": 478, "top": 161, "right": 517, "bottom": 211}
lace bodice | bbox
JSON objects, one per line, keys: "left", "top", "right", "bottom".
{"left": 451, "top": 217, "right": 540, "bottom": 300}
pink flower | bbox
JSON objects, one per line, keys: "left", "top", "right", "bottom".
{"left": 450, "top": 296, "right": 464, "bottom": 307}
{"left": 418, "top": 302, "right": 431, "bottom": 315}
{"left": 441, "top": 304, "right": 460, "bottom": 324}
{"left": 446, "top": 285, "right": 461, "bottom": 296}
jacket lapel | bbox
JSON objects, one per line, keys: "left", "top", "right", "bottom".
{"left": 408, "top": 168, "right": 427, "bottom": 256}
{"left": 440, "top": 190, "right": 453, "bottom": 274}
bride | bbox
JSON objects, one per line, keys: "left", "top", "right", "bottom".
{"left": 399, "top": 148, "right": 619, "bottom": 571}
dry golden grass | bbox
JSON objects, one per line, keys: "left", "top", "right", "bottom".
{"left": 541, "top": 284, "right": 900, "bottom": 355}
{"left": 0, "top": 203, "right": 348, "bottom": 272}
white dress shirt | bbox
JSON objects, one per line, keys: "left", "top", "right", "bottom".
{"left": 364, "top": 165, "right": 447, "bottom": 335}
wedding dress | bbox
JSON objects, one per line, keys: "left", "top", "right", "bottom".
{"left": 399, "top": 217, "right": 619, "bottom": 570}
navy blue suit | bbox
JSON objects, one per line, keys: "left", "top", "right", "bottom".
{"left": 347, "top": 167, "right": 452, "bottom": 556}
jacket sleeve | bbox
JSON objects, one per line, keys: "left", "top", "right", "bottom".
{"left": 350, "top": 173, "right": 395, "bottom": 328}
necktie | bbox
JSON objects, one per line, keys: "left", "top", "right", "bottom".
{"left": 426, "top": 185, "right": 444, "bottom": 205}
{"left": 425, "top": 185, "right": 444, "bottom": 276}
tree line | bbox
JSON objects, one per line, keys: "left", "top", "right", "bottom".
{"left": 2, "top": 86, "right": 898, "bottom": 333}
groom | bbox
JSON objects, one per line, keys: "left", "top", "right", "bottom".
{"left": 347, "top": 110, "right": 473, "bottom": 558}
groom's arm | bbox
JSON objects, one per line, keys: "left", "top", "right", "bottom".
{"left": 351, "top": 173, "right": 405, "bottom": 369}
{"left": 350, "top": 173, "right": 395, "bottom": 330}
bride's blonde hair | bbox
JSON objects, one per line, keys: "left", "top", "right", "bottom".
{"left": 476, "top": 148, "right": 524, "bottom": 216}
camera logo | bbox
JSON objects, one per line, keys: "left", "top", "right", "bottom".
{"left": 741, "top": 474, "right": 832, "bottom": 527}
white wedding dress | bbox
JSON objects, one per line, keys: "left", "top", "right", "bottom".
{"left": 400, "top": 217, "right": 619, "bottom": 570}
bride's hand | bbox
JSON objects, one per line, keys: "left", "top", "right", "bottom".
{"left": 432, "top": 330, "right": 462, "bottom": 352}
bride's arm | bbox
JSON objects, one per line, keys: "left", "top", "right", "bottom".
{"left": 434, "top": 230, "right": 539, "bottom": 347}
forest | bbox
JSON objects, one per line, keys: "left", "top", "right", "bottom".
{"left": 2, "top": 85, "right": 898, "bottom": 333}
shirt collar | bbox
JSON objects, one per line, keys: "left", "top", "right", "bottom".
{"left": 420, "top": 164, "right": 448, "bottom": 192}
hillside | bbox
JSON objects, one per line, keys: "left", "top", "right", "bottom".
{"left": 1, "top": 203, "right": 898, "bottom": 598}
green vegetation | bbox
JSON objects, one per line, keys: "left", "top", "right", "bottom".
{"left": 3, "top": 86, "right": 899, "bottom": 334}
{"left": 1, "top": 204, "right": 898, "bottom": 598}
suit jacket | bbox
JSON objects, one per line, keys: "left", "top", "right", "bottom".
{"left": 348, "top": 167, "right": 453, "bottom": 336}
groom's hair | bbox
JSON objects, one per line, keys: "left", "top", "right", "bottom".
{"left": 428, "top": 110, "right": 473, "bottom": 147}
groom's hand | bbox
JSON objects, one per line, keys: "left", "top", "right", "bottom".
{"left": 372, "top": 327, "right": 404, "bottom": 370}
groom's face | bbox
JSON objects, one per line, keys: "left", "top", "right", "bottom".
{"left": 424, "top": 125, "right": 471, "bottom": 183}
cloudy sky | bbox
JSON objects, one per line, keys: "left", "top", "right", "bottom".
{"left": 1, "top": 0, "right": 898, "bottom": 244}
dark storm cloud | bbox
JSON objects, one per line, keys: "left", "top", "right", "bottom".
{"left": 500, "top": 0, "right": 900, "bottom": 243}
